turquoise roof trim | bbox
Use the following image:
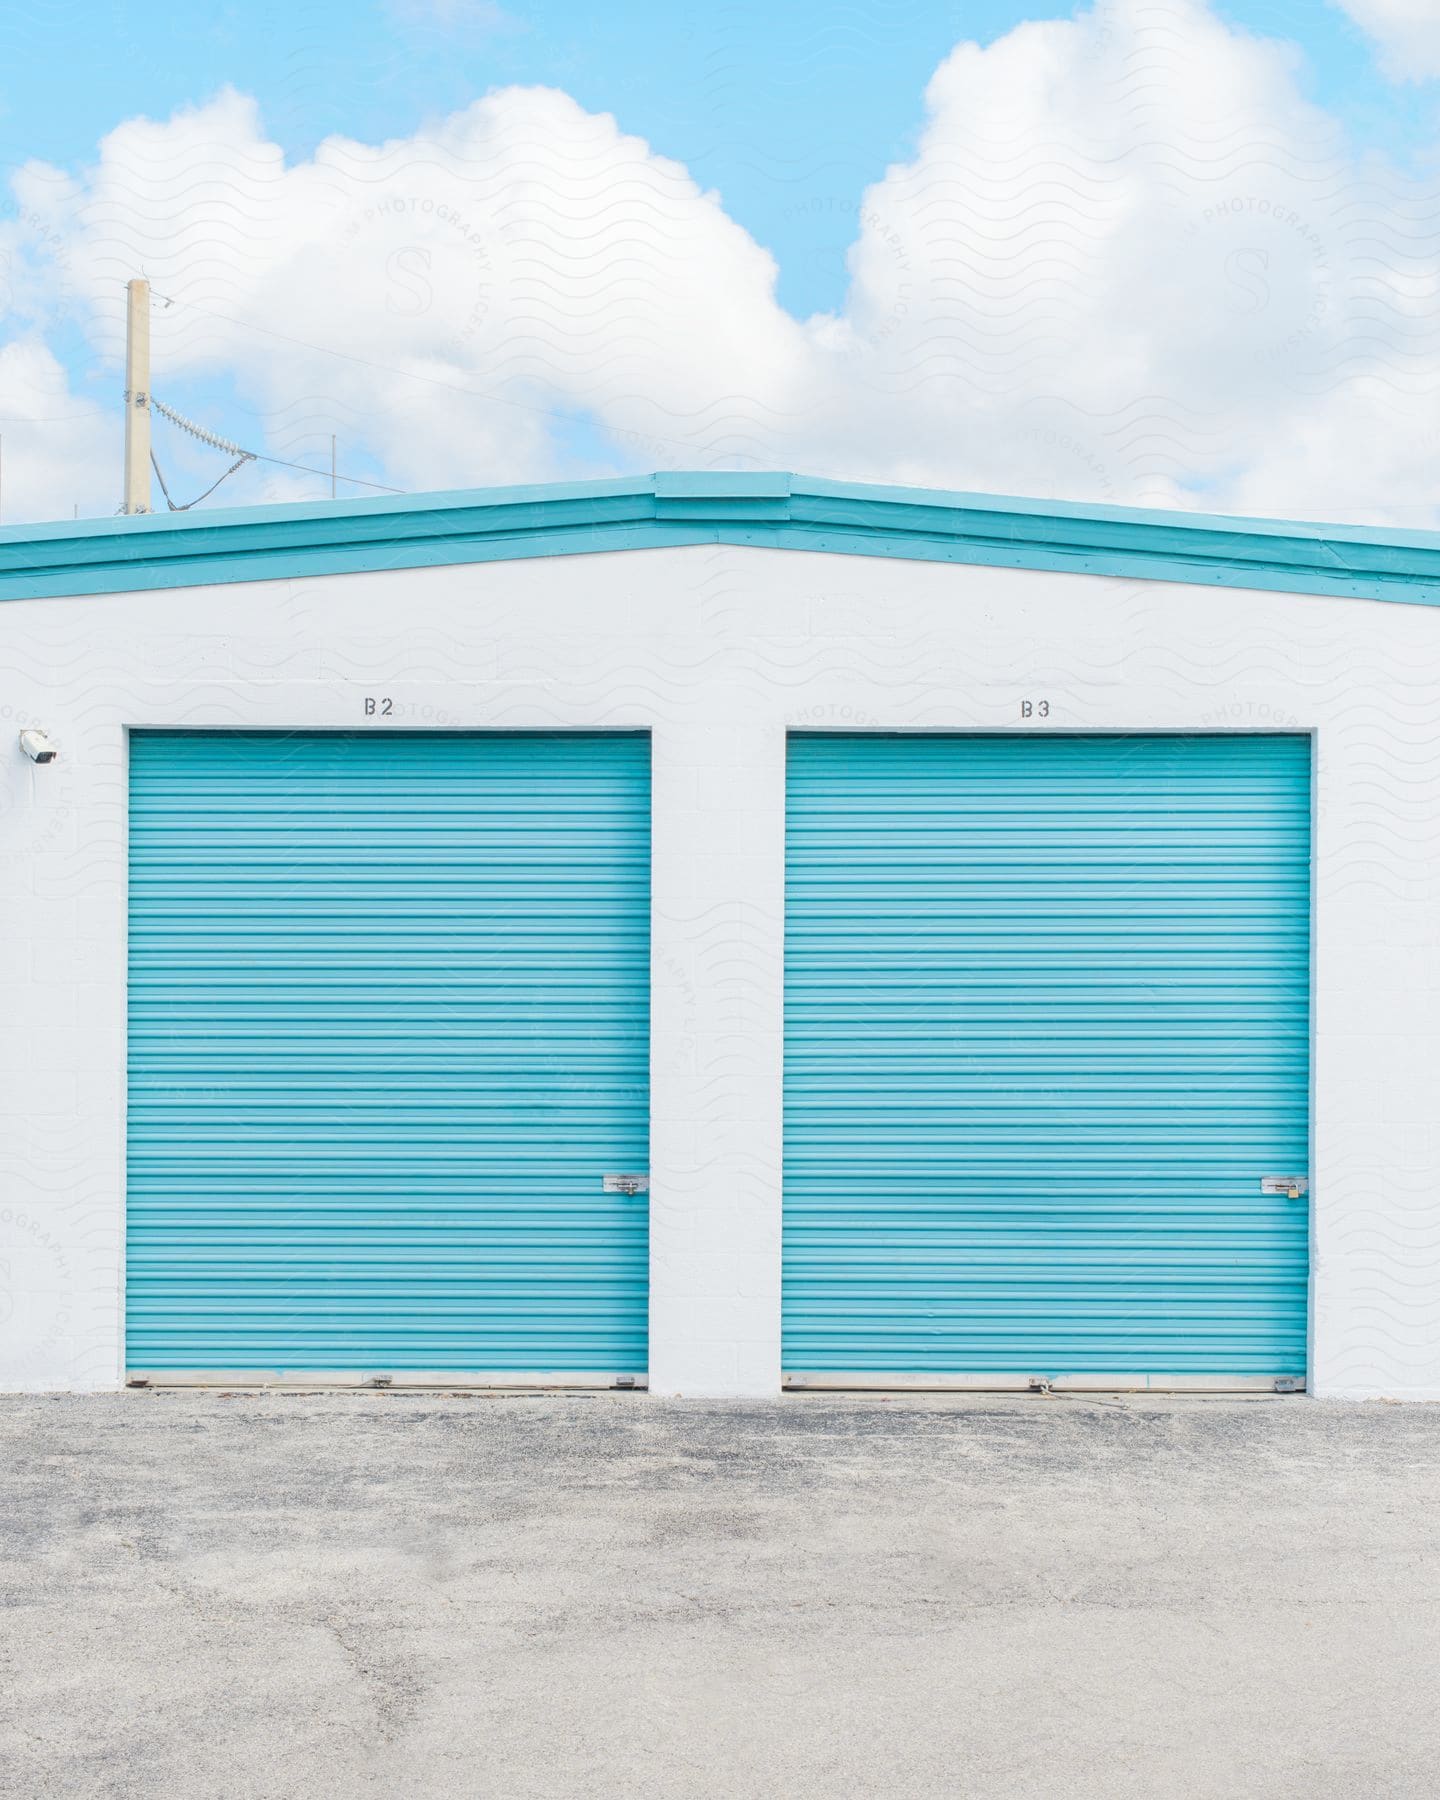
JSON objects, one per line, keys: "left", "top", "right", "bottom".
{"left": 1, "top": 471, "right": 1437, "bottom": 606}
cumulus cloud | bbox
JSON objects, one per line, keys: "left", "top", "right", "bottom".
{"left": 2, "top": 0, "right": 1438, "bottom": 527}
{"left": 0, "top": 340, "right": 112, "bottom": 524}
{"left": 1334, "top": 1, "right": 1440, "bottom": 81}
{"left": 824, "top": 0, "right": 1440, "bottom": 523}
{"left": 7, "top": 84, "right": 810, "bottom": 503}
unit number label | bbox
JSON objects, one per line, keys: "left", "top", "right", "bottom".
{"left": 1020, "top": 699, "right": 1051, "bottom": 718}
{"left": 364, "top": 696, "right": 394, "bottom": 716}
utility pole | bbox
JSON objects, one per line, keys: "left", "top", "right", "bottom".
{"left": 122, "top": 277, "right": 152, "bottom": 515}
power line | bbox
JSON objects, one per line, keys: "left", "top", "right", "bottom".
{"left": 0, "top": 409, "right": 107, "bottom": 423}
{"left": 151, "top": 445, "right": 252, "bottom": 512}
{"left": 152, "top": 289, "right": 583, "bottom": 423}
{"left": 10, "top": 282, "right": 712, "bottom": 497}
{"left": 1, "top": 395, "right": 408, "bottom": 499}
{"left": 149, "top": 289, "right": 713, "bottom": 453}
{"left": 151, "top": 389, "right": 406, "bottom": 496}
{"left": 245, "top": 445, "right": 405, "bottom": 495}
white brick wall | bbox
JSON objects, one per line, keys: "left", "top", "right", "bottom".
{"left": 1, "top": 544, "right": 1436, "bottom": 1396}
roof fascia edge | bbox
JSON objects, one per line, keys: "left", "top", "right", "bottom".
{"left": 0, "top": 471, "right": 1437, "bottom": 606}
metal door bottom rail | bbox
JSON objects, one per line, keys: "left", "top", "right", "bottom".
{"left": 126, "top": 1369, "right": 646, "bottom": 1392}
{"left": 783, "top": 1372, "right": 1304, "bottom": 1394}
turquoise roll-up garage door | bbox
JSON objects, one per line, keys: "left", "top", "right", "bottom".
{"left": 784, "top": 733, "right": 1311, "bottom": 1383}
{"left": 127, "top": 731, "right": 650, "bottom": 1378}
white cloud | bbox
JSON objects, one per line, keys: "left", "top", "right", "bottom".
{"left": 3, "top": 0, "right": 1439, "bottom": 528}
{"left": 0, "top": 339, "right": 112, "bottom": 525}
{"left": 820, "top": 0, "right": 1440, "bottom": 523}
{"left": 8, "top": 84, "right": 809, "bottom": 505}
{"left": 1333, "top": 1, "right": 1440, "bottom": 81}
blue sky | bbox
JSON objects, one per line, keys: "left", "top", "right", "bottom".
{"left": 2, "top": 0, "right": 1434, "bottom": 320}
{"left": 1, "top": 0, "right": 1437, "bottom": 525}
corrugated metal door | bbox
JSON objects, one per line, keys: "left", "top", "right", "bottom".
{"left": 784, "top": 733, "right": 1310, "bottom": 1384}
{"left": 127, "top": 730, "right": 650, "bottom": 1379}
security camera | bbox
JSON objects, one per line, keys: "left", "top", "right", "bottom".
{"left": 18, "top": 729, "right": 59, "bottom": 765}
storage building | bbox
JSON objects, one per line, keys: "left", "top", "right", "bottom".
{"left": 1, "top": 473, "right": 1436, "bottom": 1398}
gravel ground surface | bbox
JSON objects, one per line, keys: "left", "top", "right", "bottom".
{"left": 1, "top": 1390, "right": 1437, "bottom": 1798}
